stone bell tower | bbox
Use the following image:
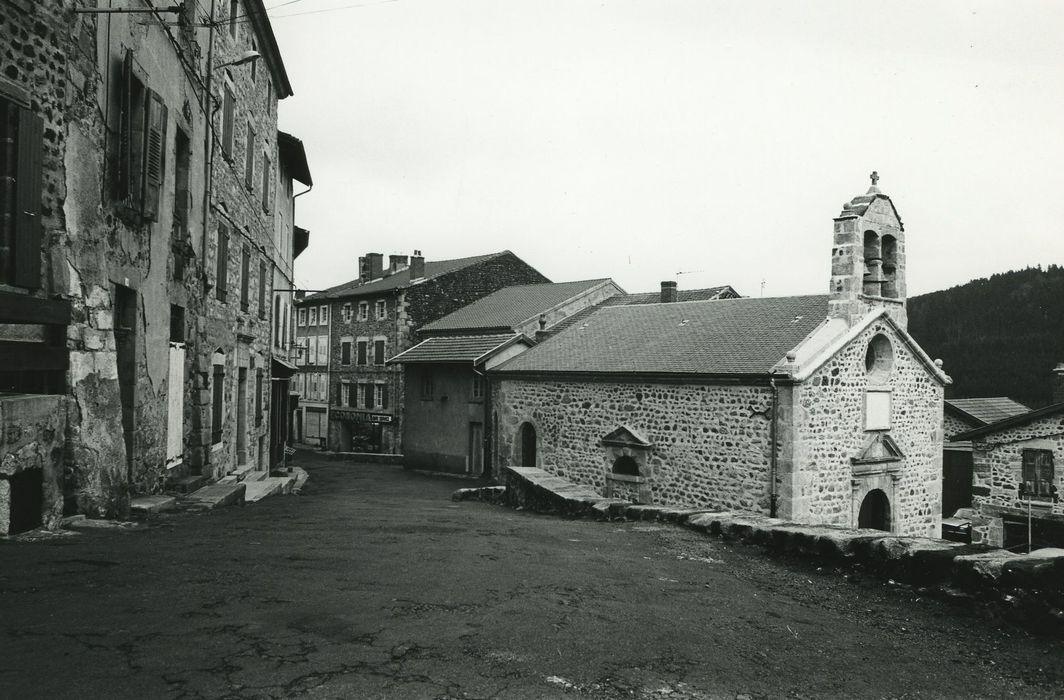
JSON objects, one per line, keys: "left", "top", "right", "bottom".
{"left": 828, "top": 171, "right": 907, "bottom": 329}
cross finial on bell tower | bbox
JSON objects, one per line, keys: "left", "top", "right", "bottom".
{"left": 870, "top": 170, "right": 879, "bottom": 186}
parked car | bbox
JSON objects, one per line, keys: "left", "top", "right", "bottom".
{"left": 941, "top": 507, "right": 974, "bottom": 542}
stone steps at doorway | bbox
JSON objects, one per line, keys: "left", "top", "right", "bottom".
{"left": 244, "top": 475, "right": 296, "bottom": 503}
{"left": 168, "top": 474, "right": 207, "bottom": 494}
{"left": 219, "top": 466, "right": 269, "bottom": 484}
{"left": 181, "top": 483, "right": 246, "bottom": 511}
{"left": 130, "top": 495, "right": 177, "bottom": 514}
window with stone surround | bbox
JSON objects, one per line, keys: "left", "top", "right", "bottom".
{"left": 340, "top": 381, "right": 350, "bottom": 407}
{"left": 342, "top": 303, "right": 352, "bottom": 322}
{"left": 1021, "top": 449, "right": 1056, "bottom": 502}
{"left": 215, "top": 224, "right": 229, "bottom": 301}
{"left": 244, "top": 122, "right": 255, "bottom": 190}
{"left": 221, "top": 79, "right": 235, "bottom": 160}
{"left": 358, "top": 301, "right": 369, "bottom": 321}
{"left": 297, "top": 307, "right": 306, "bottom": 326}
{"left": 340, "top": 340, "right": 351, "bottom": 366}
{"left": 375, "top": 383, "right": 388, "bottom": 409}
{"left": 309, "top": 307, "right": 317, "bottom": 326}
{"left": 356, "top": 339, "right": 368, "bottom": 366}
{"left": 319, "top": 305, "right": 328, "bottom": 325}
{"left": 375, "top": 299, "right": 387, "bottom": 320}
{"left": 373, "top": 338, "right": 386, "bottom": 365}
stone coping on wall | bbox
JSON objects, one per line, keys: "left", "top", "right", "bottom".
{"left": 454, "top": 467, "right": 1064, "bottom": 634}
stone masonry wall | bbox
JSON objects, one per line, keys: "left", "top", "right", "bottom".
{"left": 790, "top": 319, "right": 944, "bottom": 537}
{"left": 494, "top": 379, "right": 775, "bottom": 512}
{"left": 0, "top": 394, "right": 71, "bottom": 534}
{"left": 943, "top": 412, "right": 978, "bottom": 440}
{"left": 969, "top": 413, "right": 1064, "bottom": 546}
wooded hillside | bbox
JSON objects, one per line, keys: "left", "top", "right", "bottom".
{"left": 908, "top": 265, "right": 1064, "bottom": 408}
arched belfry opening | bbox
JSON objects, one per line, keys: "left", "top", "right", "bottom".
{"left": 881, "top": 234, "right": 898, "bottom": 298}
{"left": 858, "top": 489, "right": 891, "bottom": 531}
{"left": 862, "top": 230, "right": 883, "bottom": 296}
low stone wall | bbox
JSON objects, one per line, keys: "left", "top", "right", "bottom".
{"left": 465, "top": 467, "right": 1064, "bottom": 634}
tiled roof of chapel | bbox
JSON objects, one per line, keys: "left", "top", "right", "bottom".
{"left": 492, "top": 294, "right": 830, "bottom": 377}
{"left": 420, "top": 279, "right": 614, "bottom": 334}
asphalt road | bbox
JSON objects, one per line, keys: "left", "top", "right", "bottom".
{"left": 1, "top": 451, "right": 1062, "bottom": 699}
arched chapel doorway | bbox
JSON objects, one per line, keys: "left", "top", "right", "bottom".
{"left": 518, "top": 422, "right": 537, "bottom": 467}
{"left": 858, "top": 489, "right": 891, "bottom": 531}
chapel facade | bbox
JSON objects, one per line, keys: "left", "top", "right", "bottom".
{"left": 489, "top": 177, "right": 950, "bottom": 536}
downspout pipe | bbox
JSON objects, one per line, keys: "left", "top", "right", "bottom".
{"left": 769, "top": 377, "right": 779, "bottom": 518}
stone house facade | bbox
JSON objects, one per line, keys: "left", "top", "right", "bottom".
{"left": 491, "top": 179, "right": 950, "bottom": 536}
{"left": 390, "top": 279, "right": 624, "bottom": 474}
{"left": 0, "top": 1, "right": 306, "bottom": 534}
{"left": 294, "top": 250, "right": 548, "bottom": 454}
{"left": 954, "top": 366, "right": 1064, "bottom": 549}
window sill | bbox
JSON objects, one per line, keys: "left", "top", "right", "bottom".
{"left": 607, "top": 473, "right": 646, "bottom": 484}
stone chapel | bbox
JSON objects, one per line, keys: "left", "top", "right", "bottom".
{"left": 489, "top": 176, "right": 951, "bottom": 536}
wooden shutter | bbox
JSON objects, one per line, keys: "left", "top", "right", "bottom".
{"left": 244, "top": 124, "right": 255, "bottom": 190}
{"left": 114, "top": 49, "right": 134, "bottom": 201}
{"left": 141, "top": 89, "right": 167, "bottom": 222}
{"left": 240, "top": 244, "right": 250, "bottom": 311}
{"left": 258, "top": 259, "right": 267, "bottom": 318}
{"left": 381, "top": 384, "right": 389, "bottom": 409}
{"left": 216, "top": 225, "right": 229, "bottom": 301}
{"left": 13, "top": 106, "right": 42, "bottom": 289}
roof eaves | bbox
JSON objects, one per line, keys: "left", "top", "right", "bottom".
{"left": 473, "top": 333, "right": 535, "bottom": 367}
{"left": 246, "top": 0, "right": 294, "bottom": 98}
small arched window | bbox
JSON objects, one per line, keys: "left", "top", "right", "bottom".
{"left": 612, "top": 455, "right": 640, "bottom": 476}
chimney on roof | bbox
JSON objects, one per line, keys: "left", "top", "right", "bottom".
{"left": 410, "top": 252, "right": 425, "bottom": 279}
{"left": 359, "top": 253, "right": 384, "bottom": 280}
{"left": 389, "top": 254, "right": 408, "bottom": 273}
{"left": 660, "top": 280, "right": 678, "bottom": 303}
{"left": 1053, "top": 362, "right": 1064, "bottom": 405}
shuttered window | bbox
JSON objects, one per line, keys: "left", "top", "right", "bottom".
{"left": 0, "top": 92, "right": 43, "bottom": 289}
{"left": 373, "top": 339, "right": 385, "bottom": 365}
{"left": 114, "top": 50, "right": 168, "bottom": 222}
{"left": 255, "top": 368, "right": 263, "bottom": 426}
{"left": 261, "top": 152, "right": 271, "bottom": 212}
{"left": 356, "top": 340, "right": 367, "bottom": 366}
{"left": 340, "top": 341, "right": 351, "bottom": 365}
{"left": 215, "top": 224, "right": 229, "bottom": 301}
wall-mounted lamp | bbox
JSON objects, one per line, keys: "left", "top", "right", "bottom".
{"left": 214, "top": 50, "right": 261, "bottom": 72}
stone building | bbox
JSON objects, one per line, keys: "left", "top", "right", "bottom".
{"left": 953, "top": 365, "right": 1064, "bottom": 548}
{"left": 294, "top": 250, "right": 549, "bottom": 454}
{"left": 941, "top": 397, "right": 1030, "bottom": 519}
{"left": 490, "top": 178, "right": 951, "bottom": 536}
{"left": 0, "top": 1, "right": 306, "bottom": 534}
{"left": 390, "top": 279, "right": 624, "bottom": 474}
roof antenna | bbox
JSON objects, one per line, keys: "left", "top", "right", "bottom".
{"left": 760, "top": 279, "right": 766, "bottom": 297}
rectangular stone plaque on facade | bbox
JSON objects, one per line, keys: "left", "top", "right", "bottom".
{"left": 864, "top": 390, "right": 892, "bottom": 431}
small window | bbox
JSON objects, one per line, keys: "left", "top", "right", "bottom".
{"left": 471, "top": 374, "right": 484, "bottom": 401}
{"left": 375, "top": 384, "right": 385, "bottom": 409}
{"left": 358, "top": 302, "right": 369, "bottom": 322}
{"left": 1021, "top": 449, "right": 1056, "bottom": 502}
{"left": 320, "top": 305, "right": 329, "bottom": 325}
{"left": 421, "top": 371, "right": 434, "bottom": 400}
{"left": 340, "top": 341, "right": 351, "bottom": 366}
{"left": 612, "top": 456, "right": 640, "bottom": 476}
{"left": 258, "top": 259, "right": 267, "bottom": 319}
{"left": 297, "top": 308, "right": 306, "bottom": 326}
{"left": 317, "top": 335, "right": 328, "bottom": 365}
{"left": 229, "top": 0, "right": 239, "bottom": 36}
{"left": 340, "top": 382, "right": 350, "bottom": 407}
{"left": 309, "top": 307, "right": 318, "bottom": 326}
{"left": 342, "top": 303, "right": 352, "bottom": 322}
{"left": 211, "top": 356, "right": 225, "bottom": 445}
{"left": 356, "top": 340, "right": 368, "bottom": 365}
{"left": 359, "top": 383, "right": 371, "bottom": 409}
{"left": 375, "top": 299, "right": 387, "bottom": 320}
{"left": 373, "top": 339, "right": 386, "bottom": 365}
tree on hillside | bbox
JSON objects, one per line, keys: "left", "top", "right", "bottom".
{"left": 908, "top": 265, "right": 1064, "bottom": 408}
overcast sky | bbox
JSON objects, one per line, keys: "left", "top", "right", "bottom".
{"left": 270, "top": 0, "right": 1063, "bottom": 298}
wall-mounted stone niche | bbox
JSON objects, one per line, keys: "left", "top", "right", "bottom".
{"left": 0, "top": 394, "right": 69, "bottom": 535}
{"left": 601, "top": 425, "right": 654, "bottom": 504}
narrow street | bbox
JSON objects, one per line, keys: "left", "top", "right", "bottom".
{"left": 1, "top": 451, "right": 1062, "bottom": 699}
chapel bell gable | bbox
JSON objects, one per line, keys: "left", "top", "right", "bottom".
{"left": 828, "top": 172, "right": 908, "bottom": 329}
